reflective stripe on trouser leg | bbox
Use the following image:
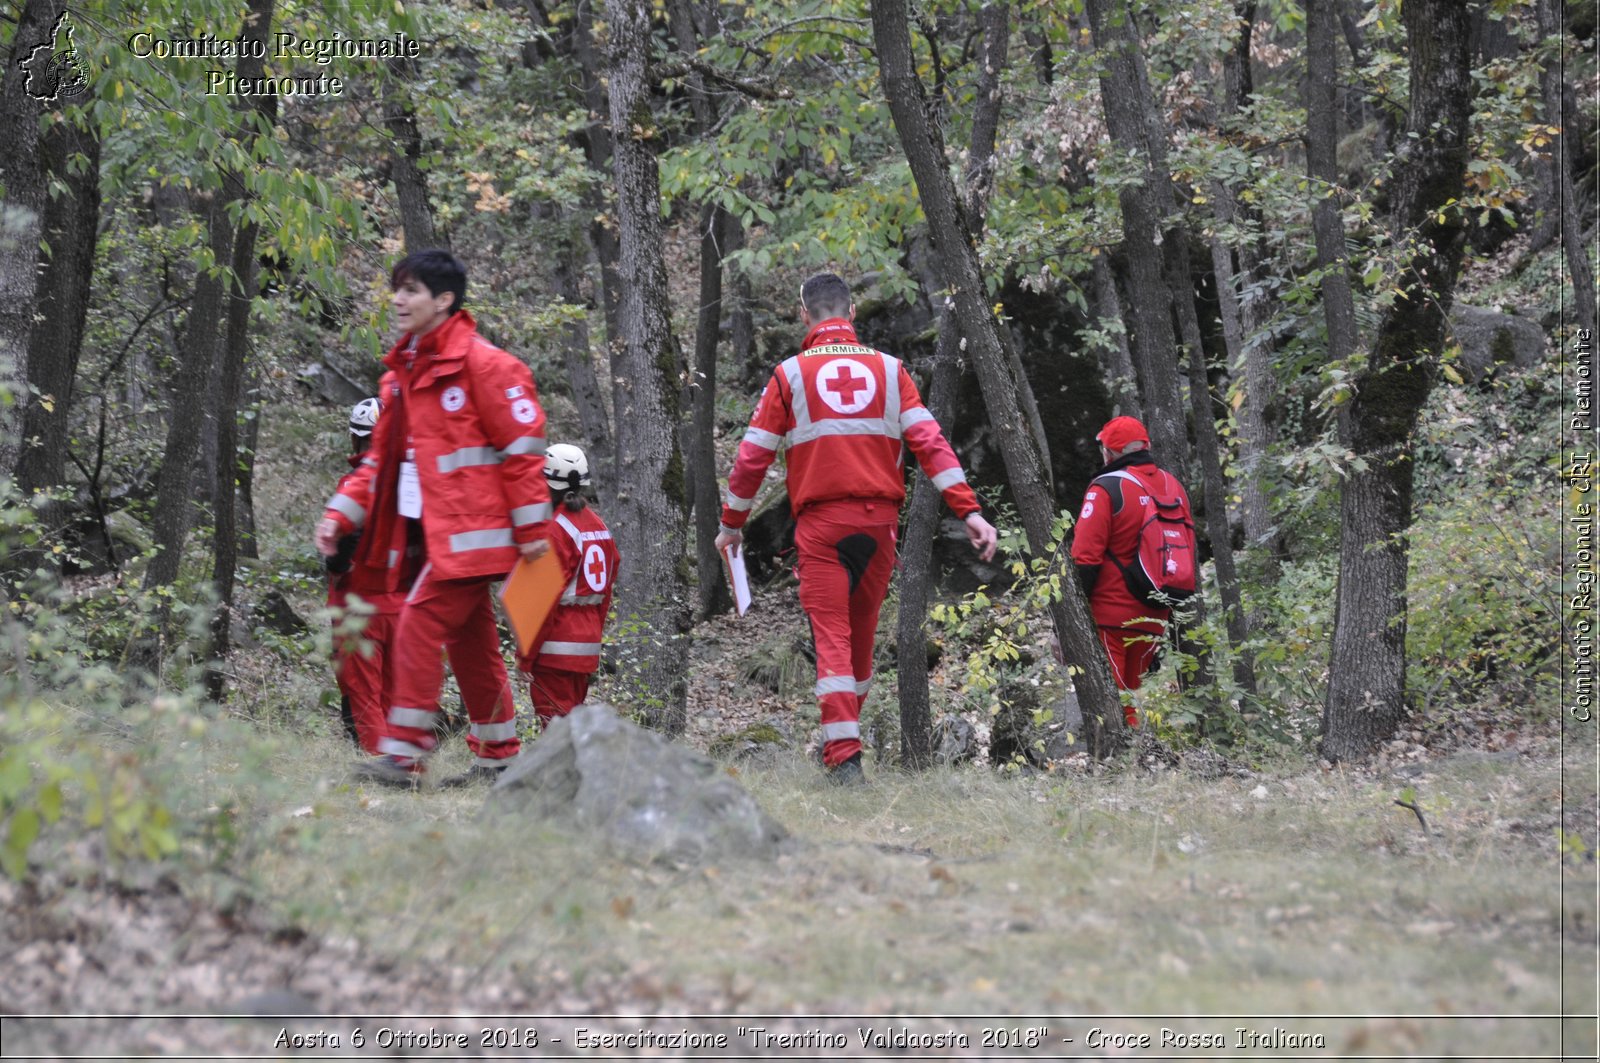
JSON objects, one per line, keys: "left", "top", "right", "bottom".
{"left": 797, "top": 510, "right": 872, "bottom": 768}
{"left": 381, "top": 566, "right": 454, "bottom": 760}
{"left": 443, "top": 578, "right": 521, "bottom": 762}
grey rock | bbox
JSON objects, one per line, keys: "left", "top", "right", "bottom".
{"left": 933, "top": 716, "right": 977, "bottom": 765}
{"left": 299, "top": 356, "right": 376, "bottom": 407}
{"left": 485, "top": 704, "right": 789, "bottom": 866}
{"left": 1450, "top": 304, "right": 1547, "bottom": 381}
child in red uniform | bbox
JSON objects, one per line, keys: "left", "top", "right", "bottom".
{"left": 518, "top": 444, "right": 618, "bottom": 728}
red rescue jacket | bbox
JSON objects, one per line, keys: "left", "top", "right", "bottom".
{"left": 719, "top": 319, "right": 980, "bottom": 531}
{"left": 1069, "top": 453, "right": 1190, "bottom": 632}
{"left": 323, "top": 311, "right": 552, "bottom": 583}
{"left": 523, "top": 501, "right": 618, "bottom": 674}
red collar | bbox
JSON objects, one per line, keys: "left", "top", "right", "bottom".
{"left": 800, "top": 318, "right": 861, "bottom": 351}
{"left": 385, "top": 310, "right": 477, "bottom": 370}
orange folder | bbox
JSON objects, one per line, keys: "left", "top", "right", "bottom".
{"left": 498, "top": 549, "right": 567, "bottom": 658}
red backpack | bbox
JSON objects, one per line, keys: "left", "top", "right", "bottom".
{"left": 1096, "top": 468, "right": 1198, "bottom": 610}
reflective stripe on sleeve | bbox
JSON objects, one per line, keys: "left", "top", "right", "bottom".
{"left": 820, "top": 721, "right": 861, "bottom": 741}
{"left": 501, "top": 435, "right": 547, "bottom": 457}
{"left": 815, "top": 675, "right": 857, "bottom": 696}
{"left": 931, "top": 467, "right": 968, "bottom": 490}
{"left": 361, "top": 457, "right": 379, "bottom": 468}
{"left": 539, "top": 640, "right": 602, "bottom": 656}
{"left": 449, "top": 528, "right": 515, "bottom": 553}
{"left": 900, "top": 405, "right": 936, "bottom": 429}
{"left": 512, "top": 502, "right": 553, "bottom": 526}
{"left": 327, "top": 493, "right": 366, "bottom": 524}
{"left": 725, "top": 492, "right": 756, "bottom": 512}
{"left": 470, "top": 720, "right": 518, "bottom": 742}
{"left": 855, "top": 676, "right": 873, "bottom": 696}
{"left": 388, "top": 706, "right": 436, "bottom": 729}
{"left": 743, "top": 426, "right": 783, "bottom": 450}
{"left": 781, "top": 357, "right": 810, "bottom": 429}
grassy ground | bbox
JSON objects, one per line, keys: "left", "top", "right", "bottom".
{"left": 179, "top": 395, "right": 1594, "bottom": 1056}
{"left": 223, "top": 717, "right": 1593, "bottom": 1056}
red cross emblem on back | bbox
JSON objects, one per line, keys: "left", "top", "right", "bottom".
{"left": 815, "top": 357, "right": 877, "bottom": 415}
{"left": 583, "top": 543, "right": 608, "bottom": 592}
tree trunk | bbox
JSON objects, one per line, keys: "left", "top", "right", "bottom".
{"left": 603, "top": 0, "right": 693, "bottom": 734}
{"left": 140, "top": 0, "right": 274, "bottom": 623}
{"left": 237, "top": 365, "right": 261, "bottom": 560}
{"left": 898, "top": 3, "right": 1009, "bottom": 768}
{"left": 1538, "top": 0, "right": 1598, "bottom": 337}
{"left": 689, "top": 203, "right": 733, "bottom": 620}
{"left": 15, "top": 101, "right": 101, "bottom": 536}
{"left": 1082, "top": 0, "right": 1190, "bottom": 484}
{"left": 1306, "top": 0, "right": 1361, "bottom": 377}
{"left": 1089, "top": 255, "right": 1140, "bottom": 417}
{"left": 573, "top": 0, "right": 625, "bottom": 374}
{"left": 383, "top": 57, "right": 442, "bottom": 251}
{"left": 141, "top": 201, "right": 233, "bottom": 602}
{"left": 896, "top": 334, "right": 959, "bottom": 770}
{"left": 552, "top": 235, "right": 614, "bottom": 506}
{"left": 1213, "top": 3, "right": 1277, "bottom": 561}
{"left": 873, "top": 0, "right": 1126, "bottom": 752}
{"left": 0, "top": 0, "right": 64, "bottom": 483}
{"left": 1321, "top": 0, "right": 1473, "bottom": 762}
{"left": 667, "top": 0, "right": 734, "bottom": 621}
{"left": 206, "top": 213, "right": 263, "bottom": 703}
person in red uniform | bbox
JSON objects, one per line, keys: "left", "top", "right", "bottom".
{"left": 324, "top": 396, "right": 413, "bottom": 754}
{"left": 1068, "top": 415, "right": 1192, "bottom": 725}
{"left": 516, "top": 443, "right": 619, "bottom": 729}
{"left": 314, "top": 249, "right": 553, "bottom": 787}
{"left": 714, "top": 272, "right": 998, "bottom": 784}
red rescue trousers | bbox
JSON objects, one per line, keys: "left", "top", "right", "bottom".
{"left": 527, "top": 668, "right": 591, "bottom": 728}
{"left": 796, "top": 499, "right": 898, "bottom": 767}
{"left": 378, "top": 563, "right": 521, "bottom": 766}
{"left": 1097, "top": 626, "right": 1160, "bottom": 728}
{"left": 333, "top": 601, "right": 399, "bottom": 754}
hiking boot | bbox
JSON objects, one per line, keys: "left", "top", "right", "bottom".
{"left": 437, "top": 764, "right": 507, "bottom": 789}
{"left": 351, "top": 753, "right": 423, "bottom": 788}
{"left": 826, "top": 753, "right": 868, "bottom": 787}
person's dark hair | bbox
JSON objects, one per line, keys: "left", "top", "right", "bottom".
{"left": 800, "top": 272, "right": 851, "bottom": 321}
{"left": 390, "top": 249, "right": 467, "bottom": 314}
{"left": 551, "top": 488, "right": 589, "bottom": 512}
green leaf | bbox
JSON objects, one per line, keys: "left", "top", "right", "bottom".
{"left": 6, "top": 808, "right": 41, "bottom": 875}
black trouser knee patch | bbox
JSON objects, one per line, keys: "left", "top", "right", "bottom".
{"left": 835, "top": 533, "right": 878, "bottom": 595}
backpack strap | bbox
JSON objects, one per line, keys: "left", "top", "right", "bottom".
{"left": 1092, "top": 468, "right": 1148, "bottom": 515}
{"left": 1091, "top": 468, "right": 1157, "bottom": 579}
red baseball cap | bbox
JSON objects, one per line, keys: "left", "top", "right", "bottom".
{"left": 1096, "top": 416, "right": 1150, "bottom": 453}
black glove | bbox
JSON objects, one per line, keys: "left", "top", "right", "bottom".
{"left": 325, "top": 532, "right": 360, "bottom": 575}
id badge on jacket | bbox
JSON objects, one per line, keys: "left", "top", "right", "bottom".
{"left": 398, "top": 461, "right": 422, "bottom": 518}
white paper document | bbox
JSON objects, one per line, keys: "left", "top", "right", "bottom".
{"left": 722, "top": 543, "right": 751, "bottom": 616}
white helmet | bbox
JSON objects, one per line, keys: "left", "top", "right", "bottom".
{"left": 349, "top": 397, "right": 382, "bottom": 437}
{"left": 544, "top": 443, "right": 591, "bottom": 490}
